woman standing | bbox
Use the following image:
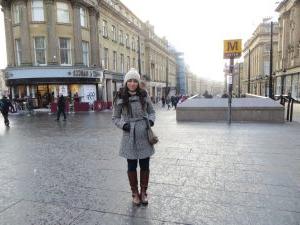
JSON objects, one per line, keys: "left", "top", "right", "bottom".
{"left": 112, "top": 68, "right": 156, "bottom": 206}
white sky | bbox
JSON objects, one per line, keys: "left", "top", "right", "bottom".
{"left": 0, "top": 0, "right": 279, "bottom": 81}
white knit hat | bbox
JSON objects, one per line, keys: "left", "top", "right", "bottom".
{"left": 124, "top": 68, "right": 140, "bottom": 85}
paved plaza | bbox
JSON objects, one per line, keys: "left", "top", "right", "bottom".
{"left": 0, "top": 107, "right": 300, "bottom": 225}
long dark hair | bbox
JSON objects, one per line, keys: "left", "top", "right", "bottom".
{"left": 113, "top": 85, "right": 147, "bottom": 111}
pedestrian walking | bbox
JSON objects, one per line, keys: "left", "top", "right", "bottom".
{"left": 174, "top": 95, "right": 179, "bottom": 109}
{"left": 112, "top": 68, "right": 156, "bottom": 206}
{"left": 56, "top": 95, "right": 66, "bottom": 121}
{"left": 161, "top": 97, "right": 166, "bottom": 108}
{"left": 166, "top": 96, "right": 171, "bottom": 110}
{"left": 171, "top": 96, "right": 175, "bottom": 108}
{"left": 0, "top": 96, "right": 14, "bottom": 127}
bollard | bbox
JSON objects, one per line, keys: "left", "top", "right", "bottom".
{"left": 290, "top": 99, "right": 294, "bottom": 122}
{"left": 287, "top": 97, "right": 291, "bottom": 121}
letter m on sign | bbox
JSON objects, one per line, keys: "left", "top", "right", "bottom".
{"left": 227, "top": 42, "right": 238, "bottom": 51}
{"left": 224, "top": 39, "right": 242, "bottom": 59}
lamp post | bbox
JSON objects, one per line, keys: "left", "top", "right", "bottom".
{"left": 137, "top": 35, "right": 142, "bottom": 75}
{"left": 248, "top": 49, "right": 251, "bottom": 93}
{"left": 269, "top": 21, "right": 274, "bottom": 99}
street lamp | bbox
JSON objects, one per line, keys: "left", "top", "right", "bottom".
{"left": 269, "top": 21, "right": 274, "bottom": 99}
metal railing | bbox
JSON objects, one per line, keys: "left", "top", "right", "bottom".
{"left": 275, "top": 94, "right": 300, "bottom": 122}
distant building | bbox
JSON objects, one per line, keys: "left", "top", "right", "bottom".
{"left": 243, "top": 19, "right": 279, "bottom": 96}
{"left": 275, "top": 0, "right": 300, "bottom": 99}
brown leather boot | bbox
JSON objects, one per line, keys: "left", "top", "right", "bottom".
{"left": 140, "top": 170, "right": 150, "bottom": 205}
{"left": 127, "top": 171, "right": 141, "bottom": 206}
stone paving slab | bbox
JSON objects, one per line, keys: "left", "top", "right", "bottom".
{"left": 1, "top": 109, "right": 300, "bottom": 224}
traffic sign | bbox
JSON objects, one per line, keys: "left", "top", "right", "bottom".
{"left": 224, "top": 39, "right": 242, "bottom": 59}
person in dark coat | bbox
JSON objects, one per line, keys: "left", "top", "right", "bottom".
{"left": 171, "top": 96, "right": 175, "bottom": 108}
{"left": 161, "top": 96, "right": 166, "bottom": 108}
{"left": 0, "top": 96, "right": 14, "bottom": 127}
{"left": 174, "top": 95, "right": 179, "bottom": 109}
{"left": 56, "top": 95, "right": 66, "bottom": 121}
{"left": 112, "top": 68, "right": 156, "bottom": 206}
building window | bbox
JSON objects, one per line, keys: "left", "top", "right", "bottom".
{"left": 13, "top": 4, "right": 21, "bottom": 24}
{"left": 82, "top": 41, "right": 89, "bottom": 67}
{"left": 34, "top": 37, "right": 46, "bottom": 65}
{"left": 111, "top": 25, "right": 117, "bottom": 42}
{"left": 59, "top": 38, "right": 71, "bottom": 65}
{"left": 113, "top": 51, "right": 117, "bottom": 71}
{"left": 57, "top": 2, "right": 70, "bottom": 23}
{"left": 125, "top": 34, "right": 130, "bottom": 48}
{"left": 120, "top": 54, "right": 124, "bottom": 73}
{"left": 141, "top": 42, "right": 144, "bottom": 54}
{"left": 132, "top": 37, "right": 136, "bottom": 51}
{"left": 80, "top": 8, "right": 88, "bottom": 27}
{"left": 102, "top": 20, "right": 108, "bottom": 38}
{"left": 104, "top": 48, "right": 109, "bottom": 69}
{"left": 127, "top": 56, "right": 130, "bottom": 71}
{"left": 132, "top": 58, "right": 136, "bottom": 68}
{"left": 15, "top": 39, "right": 21, "bottom": 66}
{"left": 119, "top": 30, "right": 124, "bottom": 45}
{"left": 142, "top": 61, "right": 145, "bottom": 74}
{"left": 32, "top": 0, "right": 44, "bottom": 21}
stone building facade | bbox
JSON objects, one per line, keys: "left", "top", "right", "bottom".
{"left": 242, "top": 20, "right": 279, "bottom": 97}
{"left": 0, "top": 0, "right": 179, "bottom": 108}
{"left": 275, "top": 0, "right": 300, "bottom": 99}
{"left": 1, "top": 0, "right": 102, "bottom": 107}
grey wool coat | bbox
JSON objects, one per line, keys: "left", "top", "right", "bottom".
{"left": 112, "top": 94, "right": 156, "bottom": 159}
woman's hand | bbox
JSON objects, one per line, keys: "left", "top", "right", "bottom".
{"left": 149, "top": 120, "right": 154, "bottom": 127}
{"left": 123, "top": 123, "right": 131, "bottom": 132}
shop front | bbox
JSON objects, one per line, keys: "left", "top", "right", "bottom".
{"left": 149, "top": 81, "right": 166, "bottom": 103}
{"left": 103, "top": 71, "right": 124, "bottom": 109}
{"left": 4, "top": 67, "right": 103, "bottom": 110}
{"left": 275, "top": 72, "right": 300, "bottom": 100}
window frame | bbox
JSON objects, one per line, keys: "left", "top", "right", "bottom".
{"left": 34, "top": 36, "right": 47, "bottom": 66}
{"left": 82, "top": 41, "right": 89, "bottom": 67}
{"left": 125, "top": 34, "right": 130, "bottom": 48}
{"left": 120, "top": 54, "right": 124, "bottom": 73}
{"left": 102, "top": 20, "right": 108, "bottom": 38}
{"left": 56, "top": 2, "right": 70, "bottom": 24}
{"left": 80, "top": 7, "right": 88, "bottom": 27}
{"left": 31, "top": 0, "right": 44, "bottom": 22}
{"left": 119, "top": 30, "right": 124, "bottom": 45}
{"left": 113, "top": 51, "right": 117, "bottom": 71}
{"left": 59, "top": 37, "right": 72, "bottom": 66}
{"left": 111, "top": 25, "right": 117, "bottom": 42}
{"left": 13, "top": 4, "right": 21, "bottom": 24}
{"left": 104, "top": 48, "right": 109, "bottom": 69}
{"left": 15, "top": 39, "right": 22, "bottom": 66}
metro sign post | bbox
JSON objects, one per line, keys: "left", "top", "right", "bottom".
{"left": 224, "top": 39, "right": 242, "bottom": 124}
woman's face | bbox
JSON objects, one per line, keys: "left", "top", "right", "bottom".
{"left": 127, "top": 79, "right": 139, "bottom": 92}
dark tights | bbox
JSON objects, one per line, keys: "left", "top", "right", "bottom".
{"left": 127, "top": 157, "right": 150, "bottom": 172}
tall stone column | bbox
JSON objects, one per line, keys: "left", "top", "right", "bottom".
{"left": 293, "top": 2, "right": 300, "bottom": 58}
{"left": 45, "top": 0, "right": 58, "bottom": 65}
{"left": 1, "top": 2, "right": 15, "bottom": 67}
{"left": 282, "top": 12, "right": 290, "bottom": 67}
{"left": 89, "top": 8, "right": 100, "bottom": 67}
{"left": 72, "top": 2, "right": 83, "bottom": 66}
{"left": 20, "top": 0, "right": 32, "bottom": 66}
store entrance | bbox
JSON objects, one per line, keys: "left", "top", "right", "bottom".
{"left": 36, "top": 85, "right": 53, "bottom": 108}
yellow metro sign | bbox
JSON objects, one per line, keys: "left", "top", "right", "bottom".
{"left": 224, "top": 39, "right": 242, "bottom": 59}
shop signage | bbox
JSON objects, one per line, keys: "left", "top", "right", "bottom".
{"left": 223, "top": 39, "right": 242, "bottom": 59}
{"left": 71, "top": 69, "right": 102, "bottom": 78}
{"left": 59, "top": 85, "right": 68, "bottom": 97}
{"left": 4, "top": 68, "right": 103, "bottom": 80}
{"left": 80, "top": 85, "right": 97, "bottom": 103}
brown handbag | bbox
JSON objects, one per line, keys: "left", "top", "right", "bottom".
{"left": 145, "top": 117, "right": 159, "bottom": 145}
